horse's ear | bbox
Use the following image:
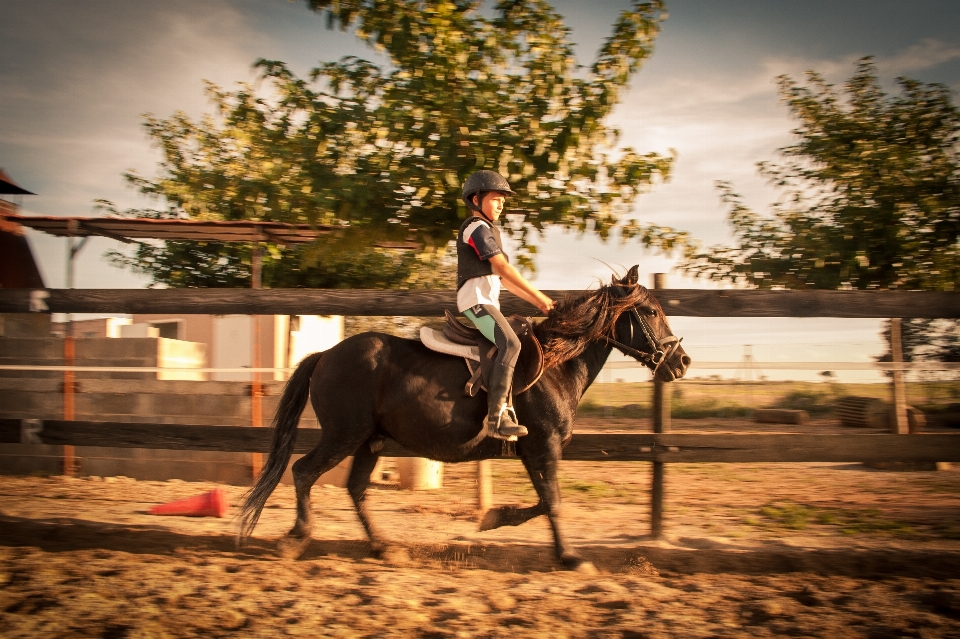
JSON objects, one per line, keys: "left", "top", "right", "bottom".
{"left": 625, "top": 265, "right": 639, "bottom": 286}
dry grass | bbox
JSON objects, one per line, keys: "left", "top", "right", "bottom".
{"left": 579, "top": 380, "right": 960, "bottom": 419}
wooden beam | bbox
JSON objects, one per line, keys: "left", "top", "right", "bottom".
{"left": 3, "top": 420, "right": 959, "bottom": 463}
{"left": 0, "top": 289, "right": 482, "bottom": 316}
{"left": 648, "top": 289, "right": 960, "bottom": 318}
{"left": 0, "top": 288, "right": 957, "bottom": 318}
{"left": 561, "top": 433, "right": 960, "bottom": 463}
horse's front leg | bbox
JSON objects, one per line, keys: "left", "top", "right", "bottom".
{"left": 481, "top": 434, "right": 593, "bottom": 572}
{"left": 523, "top": 441, "right": 593, "bottom": 571}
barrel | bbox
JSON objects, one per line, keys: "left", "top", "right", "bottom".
{"left": 396, "top": 457, "right": 444, "bottom": 490}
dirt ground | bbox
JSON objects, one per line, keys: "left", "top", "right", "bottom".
{"left": 2, "top": 418, "right": 960, "bottom": 638}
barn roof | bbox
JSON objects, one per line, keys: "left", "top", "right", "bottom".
{"left": 0, "top": 169, "right": 35, "bottom": 195}
{"left": 0, "top": 213, "right": 339, "bottom": 245}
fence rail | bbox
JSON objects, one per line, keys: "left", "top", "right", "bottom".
{"left": 4, "top": 419, "right": 959, "bottom": 463}
{"left": 3, "top": 362, "right": 959, "bottom": 373}
{"left": 1, "top": 288, "right": 957, "bottom": 318}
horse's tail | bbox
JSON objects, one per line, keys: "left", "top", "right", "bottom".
{"left": 238, "top": 350, "right": 324, "bottom": 545}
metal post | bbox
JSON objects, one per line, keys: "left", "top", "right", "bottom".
{"left": 889, "top": 318, "right": 909, "bottom": 434}
{"left": 62, "top": 334, "right": 76, "bottom": 476}
{"left": 62, "top": 232, "right": 86, "bottom": 477}
{"left": 651, "top": 273, "right": 670, "bottom": 538}
{"left": 64, "top": 229, "right": 88, "bottom": 329}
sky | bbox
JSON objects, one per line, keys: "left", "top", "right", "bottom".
{"left": 2, "top": 0, "right": 958, "bottom": 381}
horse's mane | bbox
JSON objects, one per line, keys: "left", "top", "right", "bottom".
{"left": 535, "top": 275, "right": 660, "bottom": 369}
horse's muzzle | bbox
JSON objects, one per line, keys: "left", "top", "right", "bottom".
{"left": 654, "top": 339, "right": 691, "bottom": 382}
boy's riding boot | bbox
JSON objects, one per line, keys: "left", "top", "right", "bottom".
{"left": 485, "top": 362, "right": 528, "bottom": 440}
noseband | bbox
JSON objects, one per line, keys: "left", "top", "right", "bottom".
{"left": 600, "top": 290, "right": 681, "bottom": 375}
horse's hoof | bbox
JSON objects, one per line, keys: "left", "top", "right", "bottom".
{"left": 373, "top": 545, "right": 411, "bottom": 565}
{"left": 277, "top": 534, "right": 311, "bottom": 560}
{"left": 478, "top": 509, "right": 499, "bottom": 531}
{"left": 560, "top": 553, "right": 596, "bottom": 573}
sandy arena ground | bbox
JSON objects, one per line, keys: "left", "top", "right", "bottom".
{"left": 2, "top": 418, "right": 960, "bottom": 638}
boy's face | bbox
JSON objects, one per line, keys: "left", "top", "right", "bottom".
{"left": 473, "top": 192, "right": 508, "bottom": 221}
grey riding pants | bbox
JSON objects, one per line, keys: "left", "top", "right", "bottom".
{"left": 462, "top": 304, "right": 521, "bottom": 370}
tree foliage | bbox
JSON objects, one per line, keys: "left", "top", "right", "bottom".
{"left": 680, "top": 59, "right": 960, "bottom": 291}
{"left": 878, "top": 319, "right": 960, "bottom": 376}
{"left": 113, "top": 0, "right": 674, "bottom": 287}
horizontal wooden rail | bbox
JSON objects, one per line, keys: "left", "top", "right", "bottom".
{"left": 3, "top": 361, "right": 958, "bottom": 373}
{"left": 604, "top": 361, "right": 960, "bottom": 371}
{"left": 3, "top": 419, "right": 959, "bottom": 463}
{"left": 1, "top": 288, "right": 957, "bottom": 318}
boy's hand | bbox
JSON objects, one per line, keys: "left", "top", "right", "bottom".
{"left": 538, "top": 295, "right": 555, "bottom": 314}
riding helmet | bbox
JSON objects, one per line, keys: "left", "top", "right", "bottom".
{"left": 461, "top": 170, "right": 515, "bottom": 211}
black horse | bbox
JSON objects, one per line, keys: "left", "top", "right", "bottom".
{"left": 239, "top": 266, "right": 690, "bottom": 570}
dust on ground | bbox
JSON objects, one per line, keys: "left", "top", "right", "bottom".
{"left": 2, "top": 418, "right": 960, "bottom": 638}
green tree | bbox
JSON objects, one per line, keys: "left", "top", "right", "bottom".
{"left": 679, "top": 58, "right": 960, "bottom": 291}
{"left": 878, "top": 318, "right": 960, "bottom": 376}
{"left": 111, "top": 0, "right": 677, "bottom": 288}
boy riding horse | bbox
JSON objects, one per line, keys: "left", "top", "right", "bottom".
{"left": 457, "top": 170, "right": 555, "bottom": 440}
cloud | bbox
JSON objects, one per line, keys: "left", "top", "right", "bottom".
{"left": 0, "top": 0, "right": 267, "bottom": 213}
{"left": 0, "top": 0, "right": 277, "bottom": 287}
{"left": 758, "top": 38, "right": 960, "bottom": 89}
{"left": 881, "top": 38, "right": 960, "bottom": 74}
{"left": 598, "top": 34, "right": 960, "bottom": 262}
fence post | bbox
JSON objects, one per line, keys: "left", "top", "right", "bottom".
{"left": 651, "top": 273, "right": 670, "bottom": 538}
{"left": 889, "top": 318, "right": 909, "bottom": 435}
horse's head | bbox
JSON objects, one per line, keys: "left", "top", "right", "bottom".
{"left": 605, "top": 266, "right": 690, "bottom": 382}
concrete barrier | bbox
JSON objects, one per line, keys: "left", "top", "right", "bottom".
{"left": 753, "top": 409, "right": 809, "bottom": 425}
{"left": 0, "top": 374, "right": 324, "bottom": 485}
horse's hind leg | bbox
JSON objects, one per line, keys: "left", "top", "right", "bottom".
{"left": 279, "top": 442, "right": 352, "bottom": 558}
{"left": 346, "top": 443, "right": 408, "bottom": 562}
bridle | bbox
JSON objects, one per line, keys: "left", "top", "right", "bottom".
{"left": 600, "top": 288, "right": 681, "bottom": 375}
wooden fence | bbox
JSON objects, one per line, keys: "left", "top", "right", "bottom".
{"left": 3, "top": 419, "right": 959, "bottom": 463}
{"left": 2, "top": 287, "right": 959, "bottom": 538}
{"left": 1, "top": 288, "right": 958, "bottom": 317}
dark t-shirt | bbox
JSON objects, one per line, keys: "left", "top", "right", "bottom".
{"left": 456, "top": 216, "right": 504, "bottom": 290}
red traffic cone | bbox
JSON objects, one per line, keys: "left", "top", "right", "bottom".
{"left": 149, "top": 488, "right": 228, "bottom": 518}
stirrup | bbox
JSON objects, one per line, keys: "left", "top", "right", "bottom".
{"left": 487, "top": 404, "right": 526, "bottom": 442}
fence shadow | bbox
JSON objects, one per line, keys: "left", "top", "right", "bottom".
{"left": 2, "top": 513, "right": 958, "bottom": 579}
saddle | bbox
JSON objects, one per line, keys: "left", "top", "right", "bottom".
{"left": 421, "top": 310, "right": 544, "bottom": 398}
